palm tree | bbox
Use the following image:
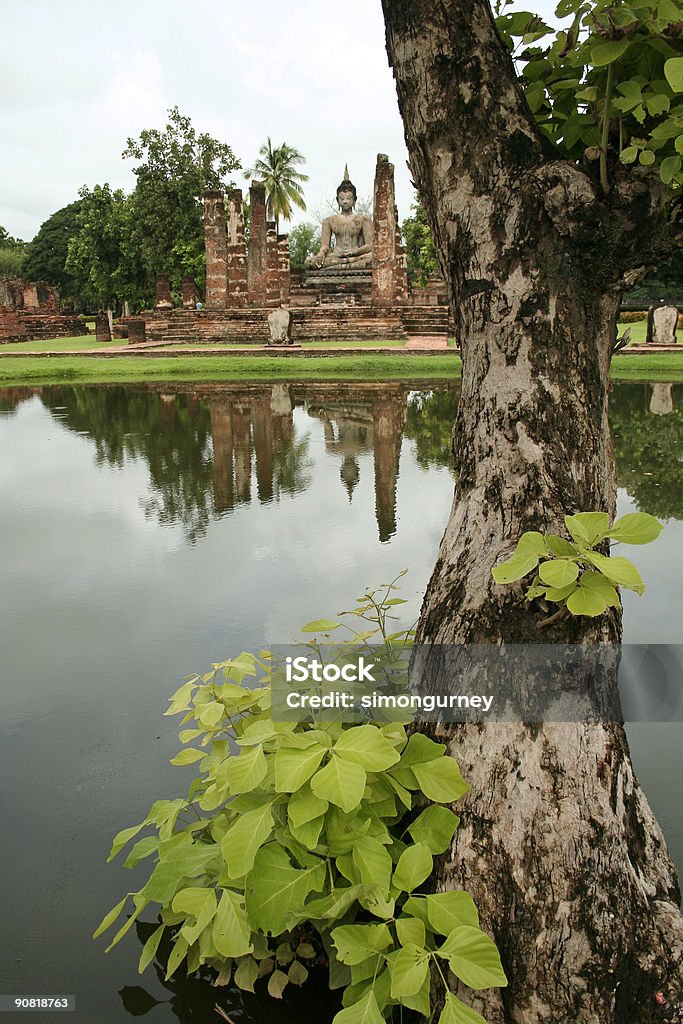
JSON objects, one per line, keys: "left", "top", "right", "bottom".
{"left": 245, "top": 138, "right": 308, "bottom": 231}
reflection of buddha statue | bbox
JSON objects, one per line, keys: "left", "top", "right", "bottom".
{"left": 305, "top": 166, "right": 373, "bottom": 271}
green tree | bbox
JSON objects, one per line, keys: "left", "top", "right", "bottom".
{"left": 21, "top": 201, "right": 83, "bottom": 298}
{"left": 245, "top": 138, "right": 308, "bottom": 230}
{"left": 382, "top": 0, "right": 683, "bottom": 1018}
{"left": 401, "top": 199, "right": 438, "bottom": 286}
{"left": 123, "top": 106, "right": 240, "bottom": 290}
{"left": 65, "top": 185, "right": 144, "bottom": 312}
{"left": 288, "top": 221, "right": 320, "bottom": 271}
{"left": 0, "top": 226, "right": 27, "bottom": 277}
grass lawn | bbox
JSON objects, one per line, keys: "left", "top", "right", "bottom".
{"left": 0, "top": 335, "right": 120, "bottom": 352}
{"left": 0, "top": 336, "right": 681, "bottom": 385}
{"left": 0, "top": 354, "right": 463, "bottom": 385}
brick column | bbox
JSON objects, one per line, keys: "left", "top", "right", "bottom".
{"left": 126, "top": 318, "right": 146, "bottom": 344}
{"left": 277, "top": 234, "right": 291, "bottom": 305}
{"left": 203, "top": 191, "right": 228, "bottom": 309}
{"left": 181, "top": 276, "right": 200, "bottom": 309}
{"left": 155, "top": 273, "right": 172, "bottom": 309}
{"left": 95, "top": 314, "right": 111, "bottom": 343}
{"left": 226, "top": 188, "right": 247, "bottom": 307}
{"left": 247, "top": 184, "right": 268, "bottom": 306}
{"left": 266, "top": 222, "right": 281, "bottom": 307}
{"left": 372, "top": 154, "right": 404, "bottom": 307}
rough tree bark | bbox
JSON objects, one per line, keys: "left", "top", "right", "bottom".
{"left": 381, "top": 2, "right": 683, "bottom": 1021}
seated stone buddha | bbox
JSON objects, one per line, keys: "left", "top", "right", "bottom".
{"left": 305, "top": 166, "right": 373, "bottom": 271}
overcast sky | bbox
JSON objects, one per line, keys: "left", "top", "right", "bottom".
{"left": 1, "top": 0, "right": 560, "bottom": 243}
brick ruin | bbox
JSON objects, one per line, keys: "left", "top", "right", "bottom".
{"left": 0, "top": 276, "right": 83, "bottom": 344}
{"left": 134, "top": 154, "right": 449, "bottom": 345}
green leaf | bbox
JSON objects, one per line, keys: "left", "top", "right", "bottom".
{"left": 639, "top": 149, "right": 656, "bottom": 166}
{"left": 332, "top": 991, "right": 385, "bottom": 1024}
{"left": 545, "top": 534, "right": 578, "bottom": 557}
{"left": 300, "top": 619, "right": 341, "bottom": 632}
{"left": 353, "top": 836, "right": 393, "bottom": 890}
{"left": 105, "top": 894, "right": 149, "bottom": 952}
{"left": 138, "top": 924, "right": 165, "bottom": 974}
{"left": 268, "top": 969, "right": 289, "bottom": 999}
{"left": 170, "top": 747, "right": 206, "bottom": 766}
{"left": 93, "top": 896, "right": 128, "bottom": 939}
{"left": 578, "top": 570, "right": 620, "bottom": 608}
{"left": 392, "top": 842, "right": 433, "bottom": 892}
{"left": 212, "top": 889, "right": 253, "bottom": 958}
{"left": 220, "top": 802, "right": 274, "bottom": 878}
{"left": 585, "top": 552, "right": 645, "bottom": 594}
{"left": 407, "top": 806, "right": 459, "bottom": 854}
{"left": 174, "top": 886, "right": 218, "bottom": 945}
{"left": 107, "top": 822, "right": 146, "bottom": 862}
{"left": 621, "top": 145, "right": 639, "bottom": 164}
{"left": 396, "top": 916, "right": 426, "bottom": 948}
{"left": 591, "top": 39, "right": 630, "bottom": 67}
{"left": 399, "top": 733, "right": 445, "bottom": 765}
{"left": 543, "top": 583, "right": 579, "bottom": 603}
{"left": 607, "top": 512, "right": 663, "bottom": 545}
{"left": 224, "top": 745, "right": 268, "bottom": 794}
{"left": 142, "top": 836, "right": 220, "bottom": 903}
{"left": 332, "top": 924, "right": 392, "bottom": 965}
{"left": 665, "top": 57, "right": 683, "bottom": 93}
{"left": 334, "top": 725, "right": 401, "bottom": 771}
{"left": 289, "top": 813, "right": 325, "bottom": 849}
{"left": 288, "top": 784, "right": 329, "bottom": 829}
{"left": 123, "top": 836, "right": 159, "bottom": 869}
{"left": 491, "top": 551, "right": 539, "bottom": 584}
{"left": 165, "top": 935, "right": 189, "bottom": 980}
{"left": 538, "top": 559, "right": 579, "bottom": 588}
{"left": 288, "top": 960, "right": 309, "bottom": 986}
{"left": 439, "top": 926, "right": 508, "bottom": 989}
{"left": 245, "top": 845, "right": 326, "bottom": 934}
{"left": 234, "top": 956, "right": 259, "bottom": 992}
{"left": 311, "top": 756, "right": 366, "bottom": 813}
{"left": 165, "top": 680, "right": 196, "bottom": 715}
{"left": 564, "top": 512, "right": 609, "bottom": 547}
{"left": 426, "top": 892, "right": 480, "bottom": 934}
{"left": 274, "top": 744, "right": 327, "bottom": 792}
{"left": 661, "top": 155, "right": 683, "bottom": 183}
{"left": 402, "top": 895, "right": 431, "bottom": 926}
{"left": 198, "top": 701, "right": 224, "bottom": 728}
{"left": 390, "top": 943, "right": 430, "bottom": 998}
{"left": 566, "top": 587, "right": 607, "bottom": 617}
{"left": 412, "top": 757, "right": 469, "bottom": 803}
{"left": 438, "top": 991, "right": 488, "bottom": 1024}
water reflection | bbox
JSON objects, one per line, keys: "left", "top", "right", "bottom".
{"left": 610, "top": 382, "right": 683, "bottom": 519}
{"left": 0, "top": 379, "right": 680, "bottom": 1024}
{"left": 30, "top": 382, "right": 458, "bottom": 546}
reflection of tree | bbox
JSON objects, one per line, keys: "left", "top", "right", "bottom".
{"left": 0, "top": 387, "right": 39, "bottom": 417}
{"left": 610, "top": 383, "right": 683, "bottom": 520}
{"left": 40, "top": 386, "right": 313, "bottom": 544}
{"left": 403, "top": 388, "right": 460, "bottom": 471}
{"left": 42, "top": 387, "right": 217, "bottom": 543}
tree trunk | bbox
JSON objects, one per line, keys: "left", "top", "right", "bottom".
{"left": 381, "top": 1, "right": 683, "bottom": 1020}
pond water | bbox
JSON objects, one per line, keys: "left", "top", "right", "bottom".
{"left": 0, "top": 380, "right": 681, "bottom": 1023}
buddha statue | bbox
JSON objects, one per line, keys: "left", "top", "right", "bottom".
{"left": 305, "top": 166, "right": 373, "bottom": 271}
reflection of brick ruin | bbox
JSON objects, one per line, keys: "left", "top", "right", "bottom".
{"left": 135, "top": 154, "right": 448, "bottom": 345}
{"left": 202, "top": 384, "right": 408, "bottom": 541}
{"left": 0, "top": 276, "right": 82, "bottom": 343}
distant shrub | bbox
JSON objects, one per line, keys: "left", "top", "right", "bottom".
{"left": 618, "top": 311, "right": 647, "bottom": 323}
